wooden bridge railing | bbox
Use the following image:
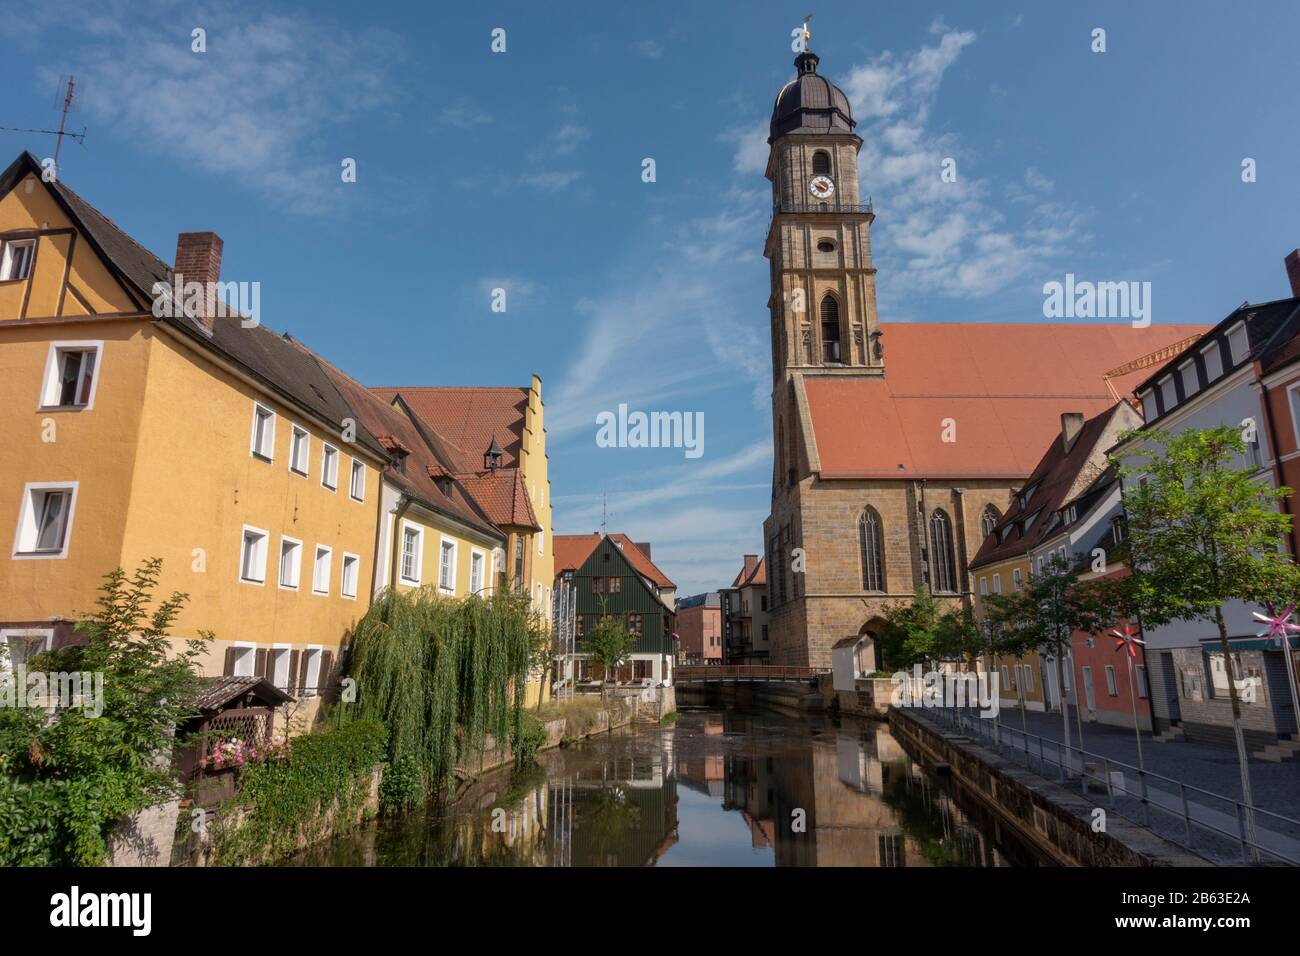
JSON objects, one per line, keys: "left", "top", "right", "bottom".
{"left": 674, "top": 665, "right": 830, "bottom": 683}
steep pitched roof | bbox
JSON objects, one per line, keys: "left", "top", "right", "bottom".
{"left": 805, "top": 322, "right": 1209, "bottom": 480}
{"left": 456, "top": 469, "right": 540, "bottom": 530}
{"left": 970, "top": 404, "right": 1130, "bottom": 569}
{"left": 553, "top": 533, "right": 675, "bottom": 589}
{"left": 0, "top": 153, "right": 388, "bottom": 462}
{"left": 554, "top": 533, "right": 602, "bottom": 574}
{"left": 1144, "top": 296, "right": 1300, "bottom": 385}
{"left": 731, "top": 556, "right": 766, "bottom": 588}
{"left": 369, "top": 386, "right": 530, "bottom": 468}
{"left": 296, "top": 340, "right": 503, "bottom": 540}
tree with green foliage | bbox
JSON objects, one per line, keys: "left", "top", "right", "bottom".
{"left": 0, "top": 558, "right": 210, "bottom": 865}
{"left": 877, "top": 589, "right": 941, "bottom": 670}
{"left": 878, "top": 590, "right": 984, "bottom": 671}
{"left": 585, "top": 611, "right": 637, "bottom": 694}
{"left": 1106, "top": 425, "right": 1300, "bottom": 839}
{"left": 338, "top": 587, "right": 535, "bottom": 811}
{"left": 984, "top": 552, "right": 1106, "bottom": 756}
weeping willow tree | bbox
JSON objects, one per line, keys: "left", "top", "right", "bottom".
{"left": 336, "top": 588, "right": 542, "bottom": 808}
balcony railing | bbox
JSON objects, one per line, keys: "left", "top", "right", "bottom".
{"left": 772, "top": 198, "right": 873, "bottom": 216}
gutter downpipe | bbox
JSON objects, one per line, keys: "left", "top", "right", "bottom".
{"left": 388, "top": 497, "right": 413, "bottom": 594}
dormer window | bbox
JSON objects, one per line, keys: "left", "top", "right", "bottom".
{"left": 1226, "top": 321, "right": 1250, "bottom": 366}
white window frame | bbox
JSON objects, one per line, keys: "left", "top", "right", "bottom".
{"left": 1105, "top": 664, "right": 1118, "bottom": 696}
{"left": 312, "top": 545, "right": 333, "bottom": 596}
{"left": 230, "top": 641, "right": 257, "bottom": 678}
{"left": 978, "top": 576, "right": 987, "bottom": 596}
{"left": 470, "top": 547, "right": 486, "bottom": 595}
{"left": 250, "top": 402, "right": 276, "bottom": 461}
{"left": 1177, "top": 358, "right": 1198, "bottom": 400}
{"left": 400, "top": 521, "right": 424, "bottom": 586}
{"left": 278, "top": 535, "right": 303, "bottom": 591}
{"left": 0, "top": 627, "right": 53, "bottom": 675}
{"left": 1136, "top": 664, "right": 1149, "bottom": 699}
{"left": 39, "top": 340, "right": 103, "bottom": 410}
{"left": 239, "top": 525, "right": 269, "bottom": 585}
{"left": 1138, "top": 389, "right": 1157, "bottom": 422}
{"left": 349, "top": 458, "right": 366, "bottom": 503}
{"left": 1201, "top": 340, "right": 1224, "bottom": 382}
{"left": 1012, "top": 568, "right": 1022, "bottom": 591}
{"left": 0, "top": 237, "right": 36, "bottom": 281}
{"left": 12, "top": 481, "right": 79, "bottom": 560}
{"left": 1225, "top": 321, "right": 1249, "bottom": 367}
{"left": 321, "top": 442, "right": 340, "bottom": 491}
{"left": 1287, "top": 381, "right": 1300, "bottom": 451}
{"left": 289, "top": 423, "right": 310, "bottom": 477}
{"left": 1023, "top": 665, "right": 1034, "bottom": 693}
{"left": 993, "top": 574, "right": 1002, "bottom": 595}
{"left": 341, "top": 552, "right": 360, "bottom": 599}
{"left": 270, "top": 643, "right": 292, "bottom": 691}
{"left": 438, "top": 536, "right": 458, "bottom": 593}
{"left": 1157, "top": 374, "right": 1176, "bottom": 413}
{"left": 538, "top": 527, "right": 544, "bottom": 556}
{"left": 302, "top": 645, "right": 324, "bottom": 698}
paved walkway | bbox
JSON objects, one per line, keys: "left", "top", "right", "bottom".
{"left": 952, "top": 707, "right": 1300, "bottom": 864}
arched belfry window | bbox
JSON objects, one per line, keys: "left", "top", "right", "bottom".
{"left": 812, "top": 150, "right": 831, "bottom": 176}
{"left": 980, "top": 505, "right": 1001, "bottom": 540}
{"left": 820, "top": 294, "right": 841, "bottom": 364}
{"left": 859, "top": 507, "right": 885, "bottom": 592}
{"left": 929, "top": 509, "right": 957, "bottom": 594}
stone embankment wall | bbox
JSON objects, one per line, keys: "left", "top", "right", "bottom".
{"left": 889, "top": 707, "right": 1208, "bottom": 867}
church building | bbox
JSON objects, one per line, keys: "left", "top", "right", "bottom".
{"left": 759, "top": 43, "right": 1208, "bottom": 668}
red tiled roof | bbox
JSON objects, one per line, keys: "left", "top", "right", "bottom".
{"left": 731, "top": 556, "right": 766, "bottom": 588}
{"left": 806, "top": 322, "right": 1209, "bottom": 480}
{"left": 553, "top": 533, "right": 675, "bottom": 589}
{"left": 553, "top": 533, "right": 602, "bottom": 574}
{"left": 291, "top": 342, "right": 502, "bottom": 541}
{"left": 370, "top": 386, "right": 529, "bottom": 468}
{"left": 457, "top": 469, "right": 540, "bottom": 531}
{"left": 969, "top": 404, "right": 1131, "bottom": 569}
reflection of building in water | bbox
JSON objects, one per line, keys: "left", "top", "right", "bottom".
{"left": 713, "top": 718, "right": 1005, "bottom": 867}
{"left": 453, "top": 735, "right": 680, "bottom": 866}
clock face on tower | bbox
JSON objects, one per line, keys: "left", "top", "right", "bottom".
{"left": 809, "top": 175, "right": 835, "bottom": 199}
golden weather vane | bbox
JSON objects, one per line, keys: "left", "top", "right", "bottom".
{"left": 802, "top": 13, "right": 813, "bottom": 47}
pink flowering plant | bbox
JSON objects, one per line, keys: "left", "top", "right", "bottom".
{"left": 200, "top": 733, "right": 290, "bottom": 772}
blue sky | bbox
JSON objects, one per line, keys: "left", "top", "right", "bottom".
{"left": 4, "top": 1, "right": 1299, "bottom": 595}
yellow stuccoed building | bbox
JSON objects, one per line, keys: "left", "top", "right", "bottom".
{"left": 0, "top": 152, "right": 390, "bottom": 726}
{"left": 0, "top": 150, "right": 555, "bottom": 721}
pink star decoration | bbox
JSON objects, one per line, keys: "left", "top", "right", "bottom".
{"left": 1252, "top": 602, "right": 1300, "bottom": 649}
{"left": 1111, "top": 625, "right": 1146, "bottom": 658}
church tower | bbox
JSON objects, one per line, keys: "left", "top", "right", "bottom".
{"left": 765, "top": 43, "right": 881, "bottom": 384}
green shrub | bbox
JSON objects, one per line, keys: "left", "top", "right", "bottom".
{"left": 512, "top": 714, "right": 548, "bottom": 767}
{"left": 212, "top": 719, "right": 386, "bottom": 866}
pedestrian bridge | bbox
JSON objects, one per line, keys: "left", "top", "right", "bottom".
{"left": 674, "top": 665, "right": 829, "bottom": 686}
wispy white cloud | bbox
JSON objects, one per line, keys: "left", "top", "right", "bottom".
{"left": 29, "top": 1, "right": 404, "bottom": 214}
{"left": 633, "top": 39, "right": 664, "bottom": 59}
{"left": 438, "top": 99, "right": 493, "bottom": 129}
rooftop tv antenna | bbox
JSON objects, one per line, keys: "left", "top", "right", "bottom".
{"left": 0, "top": 75, "right": 87, "bottom": 161}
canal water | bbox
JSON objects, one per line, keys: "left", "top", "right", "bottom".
{"left": 292, "top": 707, "right": 1042, "bottom": 867}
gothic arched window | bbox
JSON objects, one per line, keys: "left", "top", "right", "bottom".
{"left": 929, "top": 509, "right": 957, "bottom": 594}
{"left": 980, "top": 505, "right": 1001, "bottom": 540}
{"left": 858, "top": 506, "right": 885, "bottom": 592}
{"left": 820, "top": 294, "right": 841, "bottom": 363}
{"left": 812, "top": 150, "right": 831, "bottom": 176}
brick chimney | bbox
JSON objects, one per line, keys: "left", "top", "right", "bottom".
{"left": 1061, "top": 412, "right": 1085, "bottom": 454}
{"left": 1286, "top": 249, "right": 1300, "bottom": 299}
{"left": 741, "top": 554, "right": 758, "bottom": 580}
{"left": 634, "top": 542, "right": 652, "bottom": 561}
{"left": 174, "top": 232, "right": 223, "bottom": 332}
